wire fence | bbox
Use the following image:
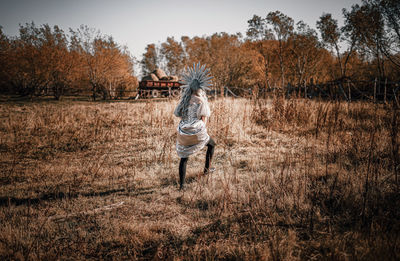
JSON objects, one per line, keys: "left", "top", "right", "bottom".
{"left": 36, "top": 79, "right": 400, "bottom": 105}
{"left": 223, "top": 79, "right": 400, "bottom": 104}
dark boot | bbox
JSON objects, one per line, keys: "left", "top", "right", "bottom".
{"left": 179, "top": 157, "right": 188, "bottom": 190}
{"left": 204, "top": 139, "right": 215, "bottom": 174}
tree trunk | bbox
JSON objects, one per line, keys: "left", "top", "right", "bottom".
{"left": 92, "top": 83, "right": 97, "bottom": 101}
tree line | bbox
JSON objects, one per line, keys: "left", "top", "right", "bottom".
{"left": 0, "top": 0, "right": 399, "bottom": 100}
{"left": 0, "top": 23, "right": 137, "bottom": 100}
{"left": 142, "top": 0, "right": 399, "bottom": 99}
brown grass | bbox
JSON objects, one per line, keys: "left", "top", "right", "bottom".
{"left": 0, "top": 96, "right": 399, "bottom": 260}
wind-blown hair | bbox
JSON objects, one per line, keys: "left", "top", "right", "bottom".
{"left": 174, "top": 62, "right": 213, "bottom": 118}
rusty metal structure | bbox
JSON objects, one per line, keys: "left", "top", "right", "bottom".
{"left": 137, "top": 79, "right": 182, "bottom": 98}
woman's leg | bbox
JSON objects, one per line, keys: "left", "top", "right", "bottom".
{"left": 179, "top": 157, "right": 189, "bottom": 189}
{"left": 204, "top": 137, "right": 216, "bottom": 174}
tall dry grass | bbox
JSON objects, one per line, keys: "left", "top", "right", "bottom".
{"left": 0, "top": 97, "right": 399, "bottom": 260}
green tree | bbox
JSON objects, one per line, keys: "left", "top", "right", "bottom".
{"left": 317, "top": 13, "right": 356, "bottom": 81}
{"left": 246, "top": 15, "right": 273, "bottom": 41}
{"left": 343, "top": 3, "right": 386, "bottom": 80}
{"left": 141, "top": 43, "right": 159, "bottom": 76}
{"left": 160, "top": 37, "right": 185, "bottom": 76}
{"left": 359, "top": 0, "right": 400, "bottom": 70}
{"left": 266, "top": 11, "right": 294, "bottom": 88}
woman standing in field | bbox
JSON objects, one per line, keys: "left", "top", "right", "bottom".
{"left": 174, "top": 62, "right": 216, "bottom": 190}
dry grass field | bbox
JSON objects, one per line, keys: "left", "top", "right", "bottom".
{"left": 0, "top": 96, "right": 399, "bottom": 260}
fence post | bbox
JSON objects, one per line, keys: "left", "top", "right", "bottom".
{"left": 394, "top": 86, "right": 400, "bottom": 108}
{"left": 304, "top": 83, "right": 307, "bottom": 99}
{"left": 384, "top": 78, "right": 387, "bottom": 104}
{"left": 348, "top": 81, "right": 351, "bottom": 102}
{"left": 339, "top": 82, "right": 348, "bottom": 102}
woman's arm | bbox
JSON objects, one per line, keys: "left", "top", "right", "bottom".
{"left": 201, "top": 116, "right": 208, "bottom": 125}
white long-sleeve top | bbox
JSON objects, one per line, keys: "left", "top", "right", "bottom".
{"left": 174, "top": 94, "right": 211, "bottom": 158}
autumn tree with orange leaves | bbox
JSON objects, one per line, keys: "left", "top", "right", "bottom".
{"left": 1, "top": 2, "right": 399, "bottom": 100}
{"left": 0, "top": 23, "right": 137, "bottom": 100}
{"left": 70, "top": 25, "right": 135, "bottom": 100}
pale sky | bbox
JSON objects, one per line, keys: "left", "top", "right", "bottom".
{"left": 0, "top": 0, "right": 361, "bottom": 67}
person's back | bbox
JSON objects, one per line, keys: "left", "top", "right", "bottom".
{"left": 174, "top": 63, "right": 216, "bottom": 190}
{"left": 180, "top": 94, "right": 207, "bottom": 123}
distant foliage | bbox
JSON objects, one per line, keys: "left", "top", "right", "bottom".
{"left": 141, "top": 43, "right": 159, "bottom": 76}
{"left": 0, "top": 23, "right": 138, "bottom": 100}
{"left": 1, "top": 0, "right": 399, "bottom": 100}
{"left": 140, "top": 3, "right": 399, "bottom": 99}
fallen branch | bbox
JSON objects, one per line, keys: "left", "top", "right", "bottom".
{"left": 224, "top": 86, "right": 238, "bottom": 97}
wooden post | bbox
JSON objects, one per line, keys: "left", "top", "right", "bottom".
{"left": 384, "top": 78, "right": 387, "bottom": 104}
{"left": 304, "top": 83, "right": 307, "bottom": 99}
{"left": 347, "top": 82, "right": 351, "bottom": 102}
{"left": 339, "top": 82, "right": 348, "bottom": 102}
{"left": 394, "top": 87, "right": 400, "bottom": 108}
